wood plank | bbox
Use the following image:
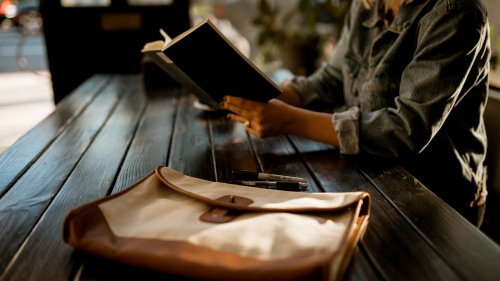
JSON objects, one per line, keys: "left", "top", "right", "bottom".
{"left": 287, "top": 137, "right": 362, "bottom": 192}
{"left": 249, "top": 136, "right": 322, "bottom": 192}
{"left": 210, "top": 113, "right": 261, "bottom": 183}
{"left": 0, "top": 75, "right": 148, "bottom": 281}
{"left": 0, "top": 75, "right": 110, "bottom": 196}
{"left": 346, "top": 247, "right": 383, "bottom": 281}
{"left": 112, "top": 85, "right": 181, "bottom": 192}
{"left": 289, "top": 137, "right": 460, "bottom": 280}
{"left": 355, "top": 160, "right": 500, "bottom": 281}
{"left": 358, "top": 188, "right": 458, "bottom": 280}
{"left": 167, "top": 93, "right": 215, "bottom": 180}
{"left": 0, "top": 75, "right": 125, "bottom": 275}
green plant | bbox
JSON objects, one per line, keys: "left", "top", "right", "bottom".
{"left": 252, "top": 0, "right": 351, "bottom": 74}
{"left": 253, "top": 0, "right": 350, "bottom": 46}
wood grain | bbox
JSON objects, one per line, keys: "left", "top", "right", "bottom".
{"left": 2, "top": 74, "right": 499, "bottom": 281}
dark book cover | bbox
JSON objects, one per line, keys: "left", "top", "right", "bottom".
{"left": 142, "top": 19, "right": 281, "bottom": 110}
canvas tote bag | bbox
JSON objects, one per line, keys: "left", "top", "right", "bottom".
{"left": 63, "top": 166, "right": 370, "bottom": 281}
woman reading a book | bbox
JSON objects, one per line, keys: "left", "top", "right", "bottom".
{"left": 219, "top": 0, "right": 491, "bottom": 227}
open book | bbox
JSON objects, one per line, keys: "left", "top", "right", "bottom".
{"left": 141, "top": 19, "right": 282, "bottom": 110}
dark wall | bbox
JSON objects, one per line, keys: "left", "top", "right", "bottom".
{"left": 39, "top": 0, "right": 191, "bottom": 104}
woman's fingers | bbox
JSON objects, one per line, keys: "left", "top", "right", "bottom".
{"left": 226, "top": 113, "right": 247, "bottom": 124}
{"left": 220, "top": 96, "right": 256, "bottom": 117}
{"left": 222, "top": 96, "right": 261, "bottom": 133}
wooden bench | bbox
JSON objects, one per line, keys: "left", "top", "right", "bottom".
{"left": 1, "top": 74, "right": 499, "bottom": 280}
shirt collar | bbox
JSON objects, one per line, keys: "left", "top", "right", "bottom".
{"left": 362, "top": 0, "right": 418, "bottom": 33}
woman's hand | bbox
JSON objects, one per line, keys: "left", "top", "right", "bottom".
{"left": 219, "top": 96, "right": 340, "bottom": 146}
{"left": 220, "top": 96, "right": 295, "bottom": 138}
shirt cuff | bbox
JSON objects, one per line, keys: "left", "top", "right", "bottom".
{"left": 332, "top": 107, "right": 360, "bottom": 155}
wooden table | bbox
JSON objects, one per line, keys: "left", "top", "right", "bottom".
{"left": 1, "top": 74, "right": 499, "bottom": 281}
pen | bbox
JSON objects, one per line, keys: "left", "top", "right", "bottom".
{"left": 232, "top": 170, "right": 307, "bottom": 183}
{"left": 237, "top": 181, "right": 308, "bottom": 192}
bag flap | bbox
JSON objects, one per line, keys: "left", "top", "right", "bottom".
{"left": 155, "top": 166, "right": 370, "bottom": 214}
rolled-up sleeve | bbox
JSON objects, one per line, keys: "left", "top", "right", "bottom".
{"left": 332, "top": 107, "right": 360, "bottom": 154}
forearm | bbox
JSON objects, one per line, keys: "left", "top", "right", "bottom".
{"left": 286, "top": 106, "right": 339, "bottom": 147}
{"left": 277, "top": 84, "right": 303, "bottom": 107}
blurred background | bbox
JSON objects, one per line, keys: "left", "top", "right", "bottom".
{"left": 0, "top": 0, "right": 355, "bottom": 154}
{"left": 0, "top": 0, "right": 51, "bottom": 153}
{"left": 0, "top": 0, "right": 499, "bottom": 242}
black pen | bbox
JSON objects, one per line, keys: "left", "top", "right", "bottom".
{"left": 232, "top": 171, "right": 307, "bottom": 183}
{"left": 237, "top": 180, "right": 308, "bottom": 191}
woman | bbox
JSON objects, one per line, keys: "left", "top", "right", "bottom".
{"left": 219, "top": 0, "right": 491, "bottom": 226}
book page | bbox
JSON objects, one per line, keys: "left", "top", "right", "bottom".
{"left": 162, "top": 19, "right": 209, "bottom": 50}
{"left": 141, "top": 40, "right": 165, "bottom": 52}
{"left": 160, "top": 29, "right": 172, "bottom": 49}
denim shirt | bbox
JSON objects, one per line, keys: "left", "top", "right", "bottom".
{"left": 286, "top": 0, "right": 490, "bottom": 210}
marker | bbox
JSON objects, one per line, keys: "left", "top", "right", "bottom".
{"left": 232, "top": 171, "right": 307, "bottom": 183}
{"left": 237, "top": 181, "right": 308, "bottom": 192}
